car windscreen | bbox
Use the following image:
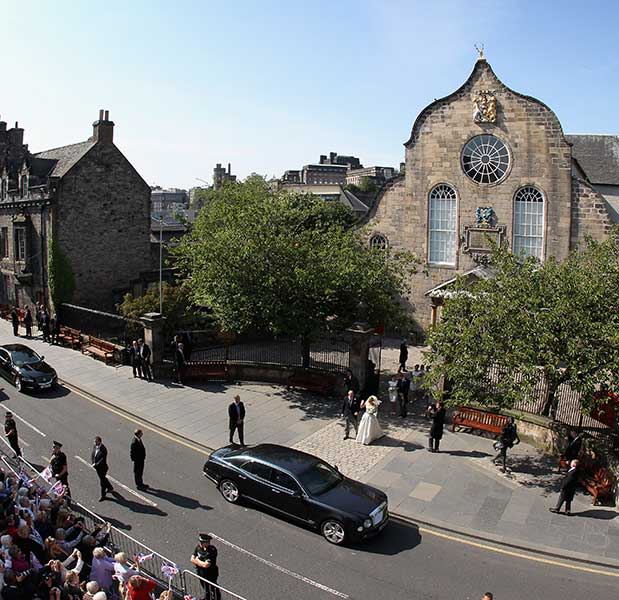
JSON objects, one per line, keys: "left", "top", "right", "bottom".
{"left": 10, "top": 348, "right": 41, "bottom": 366}
{"left": 297, "top": 461, "right": 342, "bottom": 496}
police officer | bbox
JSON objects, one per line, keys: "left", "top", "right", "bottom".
{"left": 50, "top": 440, "right": 71, "bottom": 497}
{"left": 4, "top": 412, "right": 21, "bottom": 458}
{"left": 190, "top": 533, "right": 220, "bottom": 600}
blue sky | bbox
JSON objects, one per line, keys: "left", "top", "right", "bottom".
{"left": 1, "top": 1, "right": 618, "bottom": 189}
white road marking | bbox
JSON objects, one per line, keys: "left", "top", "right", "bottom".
{"left": 9, "top": 410, "right": 47, "bottom": 437}
{"left": 73, "top": 455, "right": 158, "bottom": 507}
{"left": 209, "top": 533, "right": 350, "bottom": 598}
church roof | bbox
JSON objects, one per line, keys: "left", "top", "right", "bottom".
{"left": 566, "top": 134, "right": 619, "bottom": 186}
{"left": 34, "top": 140, "right": 96, "bottom": 178}
{"left": 425, "top": 264, "right": 495, "bottom": 298}
{"left": 340, "top": 188, "right": 369, "bottom": 213}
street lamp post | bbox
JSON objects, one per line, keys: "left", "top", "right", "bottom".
{"left": 151, "top": 216, "right": 164, "bottom": 314}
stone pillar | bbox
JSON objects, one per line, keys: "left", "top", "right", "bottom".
{"left": 140, "top": 312, "right": 166, "bottom": 372}
{"left": 347, "top": 323, "right": 374, "bottom": 395}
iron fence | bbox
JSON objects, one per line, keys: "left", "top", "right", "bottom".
{"left": 0, "top": 450, "right": 247, "bottom": 600}
{"left": 186, "top": 335, "right": 350, "bottom": 373}
{"left": 59, "top": 303, "right": 143, "bottom": 347}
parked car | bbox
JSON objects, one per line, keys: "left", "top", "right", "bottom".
{"left": 0, "top": 344, "right": 58, "bottom": 393}
{"left": 203, "top": 443, "right": 388, "bottom": 545}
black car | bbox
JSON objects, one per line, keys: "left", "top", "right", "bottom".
{"left": 203, "top": 443, "right": 388, "bottom": 545}
{"left": 0, "top": 344, "right": 58, "bottom": 392}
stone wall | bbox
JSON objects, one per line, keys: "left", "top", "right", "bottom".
{"left": 369, "top": 59, "right": 574, "bottom": 330}
{"left": 55, "top": 143, "right": 151, "bottom": 310}
{"left": 570, "top": 177, "right": 614, "bottom": 248}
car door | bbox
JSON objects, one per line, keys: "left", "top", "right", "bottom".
{"left": 268, "top": 468, "right": 309, "bottom": 523}
{"left": 244, "top": 460, "right": 273, "bottom": 505}
{"left": 0, "top": 349, "right": 12, "bottom": 382}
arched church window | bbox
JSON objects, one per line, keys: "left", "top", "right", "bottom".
{"left": 513, "top": 186, "right": 544, "bottom": 259}
{"left": 369, "top": 233, "right": 388, "bottom": 250}
{"left": 461, "top": 135, "right": 510, "bottom": 184}
{"left": 428, "top": 184, "right": 457, "bottom": 265}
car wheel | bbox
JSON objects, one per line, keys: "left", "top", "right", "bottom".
{"left": 321, "top": 519, "right": 346, "bottom": 545}
{"left": 14, "top": 376, "right": 22, "bottom": 393}
{"left": 219, "top": 479, "right": 240, "bottom": 503}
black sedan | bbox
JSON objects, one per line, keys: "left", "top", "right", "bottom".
{"left": 203, "top": 443, "right": 388, "bottom": 545}
{"left": 0, "top": 344, "right": 58, "bottom": 392}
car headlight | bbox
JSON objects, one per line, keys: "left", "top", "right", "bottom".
{"left": 363, "top": 519, "right": 372, "bottom": 529}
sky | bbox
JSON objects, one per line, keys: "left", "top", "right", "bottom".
{"left": 1, "top": 0, "right": 618, "bottom": 190}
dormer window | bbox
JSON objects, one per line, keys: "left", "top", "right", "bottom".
{"left": 19, "top": 172, "right": 28, "bottom": 197}
{"left": 0, "top": 177, "right": 6, "bottom": 200}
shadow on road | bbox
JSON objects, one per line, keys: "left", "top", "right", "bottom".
{"left": 145, "top": 487, "right": 212, "bottom": 511}
{"left": 350, "top": 520, "right": 421, "bottom": 556}
{"left": 107, "top": 491, "right": 168, "bottom": 517}
{"left": 39, "top": 384, "right": 72, "bottom": 399}
{"left": 442, "top": 450, "right": 492, "bottom": 458}
{"left": 575, "top": 508, "right": 617, "bottom": 519}
{"left": 95, "top": 514, "right": 134, "bottom": 531}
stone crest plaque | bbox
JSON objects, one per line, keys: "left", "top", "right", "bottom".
{"left": 472, "top": 90, "right": 497, "bottom": 124}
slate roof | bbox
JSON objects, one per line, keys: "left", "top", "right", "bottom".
{"left": 340, "top": 188, "right": 369, "bottom": 213}
{"left": 567, "top": 134, "right": 619, "bottom": 186}
{"left": 34, "top": 140, "right": 96, "bottom": 178}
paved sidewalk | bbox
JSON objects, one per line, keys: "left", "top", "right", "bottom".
{"left": 1, "top": 320, "right": 618, "bottom": 566}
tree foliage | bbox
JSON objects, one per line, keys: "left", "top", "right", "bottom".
{"left": 425, "top": 234, "right": 619, "bottom": 416}
{"left": 48, "top": 238, "right": 75, "bottom": 308}
{"left": 118, "top": 283, "right": 202, "bottom": 338}
{"left": 172, "top": 176, "right": 418, "bottom": 338}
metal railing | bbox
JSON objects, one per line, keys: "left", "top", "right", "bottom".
{"left": 0, "top": 450, "right": 247, "bottom": 600}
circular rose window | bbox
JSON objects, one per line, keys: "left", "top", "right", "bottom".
{"left": 461, "top": 134, "right": 510, "bottom": 184}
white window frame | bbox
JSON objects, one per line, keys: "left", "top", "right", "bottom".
{"left": 14, "top": 227, "right": 26, "bottom": 261}
{"left": 428, "top": 184, "right": 458, "bottom": 266}
{"left": 512, "top": 186, "right": 545, "bottom": 260}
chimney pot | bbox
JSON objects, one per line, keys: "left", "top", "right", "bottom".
{"left": 99, "top": 109, "right": 104, "bottom": 120}
{"left": 104, "top": 110, "right": 109, "bottom": 121}
{"left": 15, "top": 122, "right": 18, "bottom": 128}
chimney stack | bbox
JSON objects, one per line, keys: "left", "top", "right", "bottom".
{"left": 92, "top": 108, "right": 114, "bottom": 144}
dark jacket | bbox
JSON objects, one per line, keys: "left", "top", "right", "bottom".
{"left": 140, "top": 343, "right": 152, "bottom": 363}
{"left": 228, "top": 402, "right": 246, "bottom": 429}
{"left": 399, "top": 343, "right": 408, "bottom": 361}
{"left": 560, "top": 467, "right": 580, "bottom": 500}
{"left": 174, "top": 346, "right": 186, "bottom": 367}
{"left": 564, "top": 435, "right": 583, "bottom": 461}
{"left": 341, "top": 394, "right": 362, "bottom": 417}
{"left": 129, "top": 346, "right": 142, "bottom": 366}
{"left": 500, "top": 423, "right": 520, "bottom": 448}
{"left": 91, "top": 443, "right": 108, "bottom": 473}
{"left": 24, "top": 310, "right": 32, "bottom": 326}
{"left": 429, "top": 406, "right": 446, "bottom": 438}
{"left": 130, "top": 436, "right": 146, "bottom": 463}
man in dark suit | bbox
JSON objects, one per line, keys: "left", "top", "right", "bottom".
{"left": 129, "top": 340, "right": 143, "bottom": 379}
{"left": 174, "top": 342, "right": 186, "bottom": 385}
{"left": 4, "top": 412, "right": 21, "bottom": 458}
{"left": 10, "top": 307, "right": 19, "bottom": 337}
{"left": 341, "top": 389, "right": 361, "bottom": 440}
{"left": 139, "top": 339, "right": 153, "bottom": 381}
{"left": 228, "top": 395, "right": 245, "bottom": 446}
{"left": 550, "top": 459, "right": 579, "bottom": 516}
{"left": 91, "top": 436, "right": 114, "bottom": 501}
{"left": 130, "top": 429, "right": 147, "bottom": 489}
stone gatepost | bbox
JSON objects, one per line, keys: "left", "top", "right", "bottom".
{"left": 140, "top": 312, "right": 166, "bottom": 373}
{"left": 347, "top": 322, "right": 374, "bottom": 395}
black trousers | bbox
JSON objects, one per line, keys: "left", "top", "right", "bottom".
{"left": 132, "top": 361, "right": 143, "bottom": 378}
{"left": 25, "top": 324, "right": 32, "bottom": 337}
{"left": 142, "top": 361, "right": 153, "bottom": 381}
{"left": 133, "top": 460, "right": 145, "bottom": 487}
{"left": 12, "top": 323, "right": 18, "bottom": 336}
{"left": 428, "top": 434, "right": 441, "bottom": 451}
{"left": 555, "top": 490, "right": 574, "bottom": 513}
{"left": 96, "top": 467, "right": 113, "bottom": 496}
{"left": 7, "top": 435, "right": 21, "bottom": 457}
{"left": 229, "top": 422, "right": 244, "bottom": 445}
{"left": 398, "top": 394, "right": 408, "bottom": 417}
{"left": 493, "top": 447, "right": 507, "bottom": 469}
{"left": 344, "top": 414, "right": 358, "bottom": 438}
{"left": 197, "top": 568, "right": 221, "bottom": 600}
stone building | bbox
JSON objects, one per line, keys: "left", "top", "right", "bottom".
{"left": 0, "top": 110, "right": 151, "bottom": 311}
{"left": 366, "top": 57, "right": 617, "bottom": 331}
{"left": 213, "top": 163, "right": 236, "bottom": 189}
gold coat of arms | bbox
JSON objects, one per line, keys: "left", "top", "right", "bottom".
{"left": 472, "top": 90, "right": 497, "bottom": 123}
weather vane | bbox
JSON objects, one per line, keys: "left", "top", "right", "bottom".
{"left": 474, "top": 43, "right": 485, "bottom": 59}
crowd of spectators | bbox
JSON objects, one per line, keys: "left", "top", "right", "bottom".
{"left": 0, "top": 464, "right": 168, "bottom": 600}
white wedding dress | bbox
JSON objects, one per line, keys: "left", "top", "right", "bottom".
{"left": 356, "top": 402, "right": 385, "bottom": 445}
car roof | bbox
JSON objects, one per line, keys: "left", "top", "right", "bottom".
{"left": 1, "top": 344, "right": 35, "bottom": 353}
{"left": 235, "top": 444, "right": 321, "bottom": 475}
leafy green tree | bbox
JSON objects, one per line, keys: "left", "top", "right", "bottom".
{"left": 358, "top": 177, "right": 378, "bottom": 193}
{"left": 172, "top": 176, "right": 418, "bottom": 348}
{"left": 118, "top": 283, "right": 203, "bottom": 338}
{"left": 425, "top": 234, "right": 619, "bottom": 416}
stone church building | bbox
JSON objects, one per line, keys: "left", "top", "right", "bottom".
{"left": 367, "top": 57, "right": 618, "bottom": 331}
{"left": 0, "top": 110, "right": 151, "bottom": 311}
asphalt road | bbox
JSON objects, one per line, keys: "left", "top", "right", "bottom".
{"left": 0, "top": 382, "right": 616, "bottom": 600}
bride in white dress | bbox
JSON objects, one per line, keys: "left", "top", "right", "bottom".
{"left": 356, "top": 395, "right": 385, "bottom": 445}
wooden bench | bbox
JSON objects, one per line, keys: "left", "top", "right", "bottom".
{"left": 581, "top": 467, "right": 614, "bottom": 505}
{"left": 452, "top": 407, "right": 508, "bottom": 435}
{"left": 57, "top": 326, "right": 82, "bottom": 349}
{"left": 82, "top": 337, "right": 116, "bottom": 365}
{"left": 184, "top": 361, "right": 230, "bottom": 382}
{"left": 287, "top": 372, "right": 335, "bottom": 397}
